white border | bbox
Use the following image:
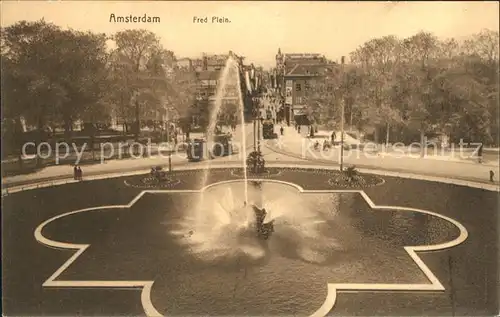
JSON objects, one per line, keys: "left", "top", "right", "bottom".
{"left": 34, "top": 179, "right": 468, "bottom": 317}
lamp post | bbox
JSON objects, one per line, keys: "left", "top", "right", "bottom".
{"left": 257, "top": 116, "right": 261, "bottom": 152}
{"left": 252, "top": 96, "right": 260, "bottom": 152}
{"left": 339, "top": 56, "right": 345, "bottom": 172}
{"left": 166, "top": 107, "right": 173, "bottom": 173}
{"left": 252, "top": 97, "right": 256, "bottom": 151}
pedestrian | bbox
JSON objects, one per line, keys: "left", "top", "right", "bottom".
{"left": 331, "top": 132, "right": 336, "bottom": 143}
{"left": 73, "top": 165, "right": 78, "bottom": 180}
{"left": 77, "top": 166, "right": 83, "bottom": 181}
{"left": 490, "top": 170, "right": 495, "bottom": 182}
{"left": 280, "top": 126, "right": 284, "bottom": 136}
{"left": 478, "top": 144, "right": 483, "bottom": 163}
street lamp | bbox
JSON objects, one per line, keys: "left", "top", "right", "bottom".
{"left": 165, "top": 107, "right": 173, "bottom": 173}
{"left": 339, "top": 56, "right": 345, "bottom": 172}
{"left": 252, "top": 96, "right": 259, "bottom": 152}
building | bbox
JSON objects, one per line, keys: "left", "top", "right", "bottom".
{"left": 275, "top": 49, "right": 337, "bottom": 125}
{"left": 175, "top": 51, "right": 258, "bottom": 128}
{"left": 176, "top": 57, "right": 192, "bottom": 70}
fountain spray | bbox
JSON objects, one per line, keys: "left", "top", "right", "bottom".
{"left": 197, "top": 55, "right": 249, "bottom": 211}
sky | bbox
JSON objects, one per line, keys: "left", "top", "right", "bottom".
{"left": 2, "top": 1, "right": 499, "bottom": 68}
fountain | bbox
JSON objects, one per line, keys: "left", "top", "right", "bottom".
{"left": 169, "top": 181, "right": 344, "bottom": 263}
{"left": 197, "top": 55, "right": 249, "bottom": 205}
{"left": 191, "top": 54, "right": 281, "bottom": 242}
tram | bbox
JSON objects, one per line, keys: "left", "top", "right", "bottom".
{"left": 262, "top": 119, "right": 277, "bottom": 139}
{"left": 186, "top": 133, "right": 233, "bottom": 161}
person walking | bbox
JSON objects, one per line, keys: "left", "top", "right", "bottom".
{"left": 478, "top": 144, "right": 484, "bottom": 163}
{"left": 73, "top": 165, "right": 78, "bottom": 180}
{"left": 77, "top": 166, "right": 83, "bottom": 181}
{"left": 490, "top": 170, "right": 495, "bottom": 182}
{"left": 280, "top": 126, "right": 284, "bottom": 136}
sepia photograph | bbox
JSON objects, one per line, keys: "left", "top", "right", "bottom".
{"left": 1, "top": 1, "right": 499, "bottom": 316}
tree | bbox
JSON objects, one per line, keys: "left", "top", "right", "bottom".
{"left": 2, "top": 20, "right": 114, "bottom": 167}
{"left": 108, "top": 29, "right": 166, "bottom": 140}
{"left": 305, "top": 65, "right": 341, "bottom": 130}
{"left": 56, "top": 29, "right": 110, "bottom": 139}
{"left": 2, "top": 20, "right": 69, "bottom": 167}
{"left": 350, "top": 36, "right": 403, "bottom": 143}
{"left": 164, "top": 64, "right": 199, "bottom": 138}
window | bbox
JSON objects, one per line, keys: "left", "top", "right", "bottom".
{"left": 305, "top": 81, "right": 310, "bottom": 91}
{"left": 295, "top": 83, "right": 301, "bottom": 91}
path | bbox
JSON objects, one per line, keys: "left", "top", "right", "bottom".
{"left": 266, "top": 126, "right": 499, "bottom": 185}
{"left": 2, "top": 124, "right": 499, "bottom": 189}
{"left": 2, "top": 124, "right": 259, "bottom": 187}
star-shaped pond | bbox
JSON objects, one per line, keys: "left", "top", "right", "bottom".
{"left": 36, "top": 179, "right": 467, "bottom": 316}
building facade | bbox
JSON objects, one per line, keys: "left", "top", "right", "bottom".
{"left": 175, "top": 51, "right": 259, "bottom": 128}
{"left": 275, "top": 49, "right": 336, "bottom": 125}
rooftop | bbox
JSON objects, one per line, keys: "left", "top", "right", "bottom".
{"left": 285, "top": 63, "right": 336, "bottom": 77}
{"left": 285, "top": 53, "right": 323, "bottom": 59}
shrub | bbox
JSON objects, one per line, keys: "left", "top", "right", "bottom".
{"left": 343, "top": 165, "right": 359, "bottom": 182}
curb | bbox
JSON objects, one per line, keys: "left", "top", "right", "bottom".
{"left": 265, "top": 145, "right": 499, "bottom": 189}
{"left": 2, "top": 143, "right": 256, "bottom": 189}
{"left": 272, "top": 137, "right": 499, "bottom": 168}
{"left": 2, "top": 161, "right": 498, "bottom": 196}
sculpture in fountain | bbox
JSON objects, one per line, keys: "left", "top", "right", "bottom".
{"left": 248, "top": 180, "right": 274, "bottom": 240}
{"left": 253, "top": 205, "right": 274, "bottom": 240}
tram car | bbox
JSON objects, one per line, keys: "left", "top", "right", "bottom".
{"left": 262, "top": 119, "right": 277, "bottom": 140}
{"left": 211, "top": 133, "right": 233, "bottom": 157}
{"left": 186, "top": 138, "right": 205, "bottom": 161}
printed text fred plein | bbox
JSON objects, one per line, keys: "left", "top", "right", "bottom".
{"left": 193, "top": 16, "right": 231, "bottom": 23}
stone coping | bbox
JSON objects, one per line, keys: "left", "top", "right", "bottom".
{"left": 2, "top": 162, "right": 498, "bottom": 196}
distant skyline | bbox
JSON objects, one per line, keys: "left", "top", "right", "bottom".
{"left": 2, "top": 1, "right": 499, "bottom": 68}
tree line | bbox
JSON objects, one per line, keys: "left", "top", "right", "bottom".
{"left": 308, "top": 30, "right": 499, "bottom": 146}
{"left": 1, "top": 20, "right": 199, "bottom": 161}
